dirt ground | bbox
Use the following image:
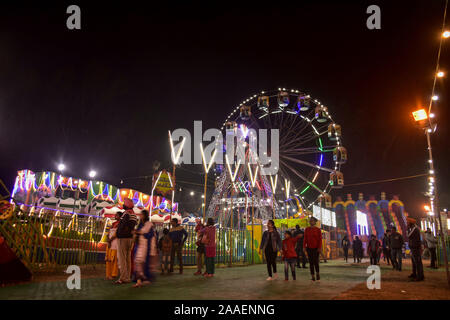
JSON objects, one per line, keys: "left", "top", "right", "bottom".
{"left": 335, "top": 260, "right": 450, "bottom": 300}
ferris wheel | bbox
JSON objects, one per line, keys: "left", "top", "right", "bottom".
{"left": 218, "top": 88, "right": 347, "bottom": 217}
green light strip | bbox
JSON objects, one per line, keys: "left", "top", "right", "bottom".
{"left": 300, "top": 185, "right": 311, "bottom": 195}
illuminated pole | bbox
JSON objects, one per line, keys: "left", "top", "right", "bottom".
{"left": 284, "top": 179, "right": 290, "bottom": 219}
{"left": 225, "top": 154, "right": 240, "bottom": 267}
{"left": 248, "top": 163, "right": 258, "bottom": 265}
{"left": 168, "top": 131, "right": 185, "bottom": 225}
{"left": 412, "top": 109, "right": 449, "bottom": 286}
{"left": 425, "top": 129, "right": 449, "bottom": 286}
{"left": 200, "top": 144, "right": 217, "bottom": 223}
{"left": 229, "top": 187, "right": 233, "bottom": 267}
{"left": 270, "top": 174, "right": 278, "bottom": 220}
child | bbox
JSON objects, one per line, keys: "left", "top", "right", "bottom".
{"left": 158, "top": 228, "right": 172, "bottom": 275}
{"left": 282, "top": 231, "right": 299, "bottom": 281}
{"left": 105, "top": 212, "right": 122, "bottom": 280}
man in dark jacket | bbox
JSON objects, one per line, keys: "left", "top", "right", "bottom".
{"left": 293, "top": 225, "right": 307, "bottom": 268}
{"left": 169, "top": 218, "right": 188, "bottom": 274}
{"left": 116, "top": 198, "right": 138, "bottom": 284}
{"left": 341, "top": 235, "right": 350, "bottom": 262}
{"left": 352, "top": 236, "right": 363, "bottom": 263}
{"left": 390, "top": 226, "right": 404, "bottom": 271}
{"left": 367, "top": 234, "right": 381, "bottom": 265}
{"left": 407, "top": 218, "right": 424, "bottom": 281}
{"left": 382, "top": 230, "right": 391, "bottom": 265}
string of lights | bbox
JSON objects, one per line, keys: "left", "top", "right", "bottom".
{"left": 342, "top": 173, "right": 428, "bottom": 187}
{"left": 424, "top": 0, "right": 448, "bottom": 217}
{"left": 418, "top": 0, "right": 450, "bottom": 287}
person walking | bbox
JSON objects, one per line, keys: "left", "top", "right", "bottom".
{"left": 352, "top": 236, "right": 363, "bottom": 263}
{"left": 382, "top": 230, "right": 391, "bottom": 265}
{"left": 133, "top": 210, "right": 157, "bottom": 287}
{"left": 168, "top": 218, "right": 188, "bottom": 274}
{"left": 194, "top": 218, "right": 206, "bottom": 276}
{"left": 259, "top": 220, "right": 282, "bottom": 281}
{"left": 203, "top": 218, "right": 216, "bottom": 277}
{"left": 105, "top": 211, "right": 122, "bottom": 280}
{"left": 341, "top": 235, "right": 350, "bottom": 262}
{"left": 304, "top": 217, "right": 322, "bottom": 282}
{"left": 407, "top": 218, "right": 424, "bottom": 281}
{"left": 424, "top": 228, "right": 438, "bottom": 269}
{"left": 116, "top": 198, "right": 138, "bottom": 284}
{"left": 390, "top": 226, "right": 404, "bottom": 271}
{"left": 367, "top": 234, "right": 380, "bottom": 265}
{"left": 158, "top": 228, "right": 172, "bottom": 275}
{"left": 293, "top": 225, "right": 307, "bottom": 268}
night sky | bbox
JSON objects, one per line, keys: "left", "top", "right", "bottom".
{"left": 0, "top": 1, "right": 449, "bottom": 217}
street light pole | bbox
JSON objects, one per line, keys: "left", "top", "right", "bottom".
{"left": 425, "top": 129, "right": 450, "bottom": 286}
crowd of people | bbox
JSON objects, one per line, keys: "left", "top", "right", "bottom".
{"left": 105, "top": 199, "right": 439, "bottom": 286}
{"left": 104, "top": 198, "right": 217, "bottom": 287}
{"left": 340, "top": 217, "right": 439, "bottom": 282}
{"left": 259, "top": 216, "right": 323, "bottom": 282}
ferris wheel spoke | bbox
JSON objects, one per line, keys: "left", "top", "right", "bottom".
{"left": 279, "top": 159, "right": 324, "bottom": 195}
{"left": 279, "top": 115, "right": 308, "bottom": 145}
{"left": 294, "top": 131, "right": 327, "bottom": 148}
{"left": 282, "top": 145, "right": 335, "bottom": 154}
{"left": 280, "top": 154, "right": 334, "bottom": 173}
{"left": 281, "top": 129, "right": 318, "bottom": 150}
{"left": 280, "top": 117, "right": 311, "bottom": 145}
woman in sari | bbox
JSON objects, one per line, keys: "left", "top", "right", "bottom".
{"left": 133, "top": 210, "right": 157, "bottom": 287}
{"left": 203, "top": 218, "right": 216, "bottom": 277}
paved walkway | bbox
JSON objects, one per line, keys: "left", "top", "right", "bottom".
{"left": 1, "top": 259, "right": 391, "bottom": 300}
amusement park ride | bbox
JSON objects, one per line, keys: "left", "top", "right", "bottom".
{"left": 206, "top": 88, "right": 347, "bottom": 228}
{"left": 8, "top": 169, "right": 181, "bottom": 223}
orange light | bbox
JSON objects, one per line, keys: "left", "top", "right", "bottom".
{"left": 424, "top": 205, "right": 430, "bottom": 211}
{"left": 437, "top": 71, "right": 445, "bottom": 78}
{"left": 443, "top": 31, "right": 450, "bottom": 38}
{"left": 412, "top": 109, "right": 428, "bottom": 121}
{"left": 121, "top": 190, "right": 127, "bottom": 195}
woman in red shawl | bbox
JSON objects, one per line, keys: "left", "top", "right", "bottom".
{"left": 202, "top": 218, "right": 216, "bottom": 277}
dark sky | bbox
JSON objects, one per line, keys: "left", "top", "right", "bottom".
{"left": 0, "top": 1, "right": 449, "bottom": 217}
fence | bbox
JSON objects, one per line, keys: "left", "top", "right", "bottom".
{"left": 0, "top": 205, "right": 106, "bottom": 273}
{"left": 0, "top": 205, "right": 254, "bottom": 275}
{"left": 153, "top": 225, "right": 252, "bottom": 266}
{"left": 437, "top": 235, "right": 450, "bottom": 265}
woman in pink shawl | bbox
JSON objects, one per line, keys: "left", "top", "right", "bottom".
{"left": 203, "top": 218, "right": 216, "bottom": 277}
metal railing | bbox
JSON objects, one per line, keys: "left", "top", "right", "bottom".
{"left": 1, "top": 206, "right": 255, "bottom": 275}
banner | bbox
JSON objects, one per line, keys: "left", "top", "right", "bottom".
{"left": 154, "top": 170, "right": 174, "bottom": 197}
